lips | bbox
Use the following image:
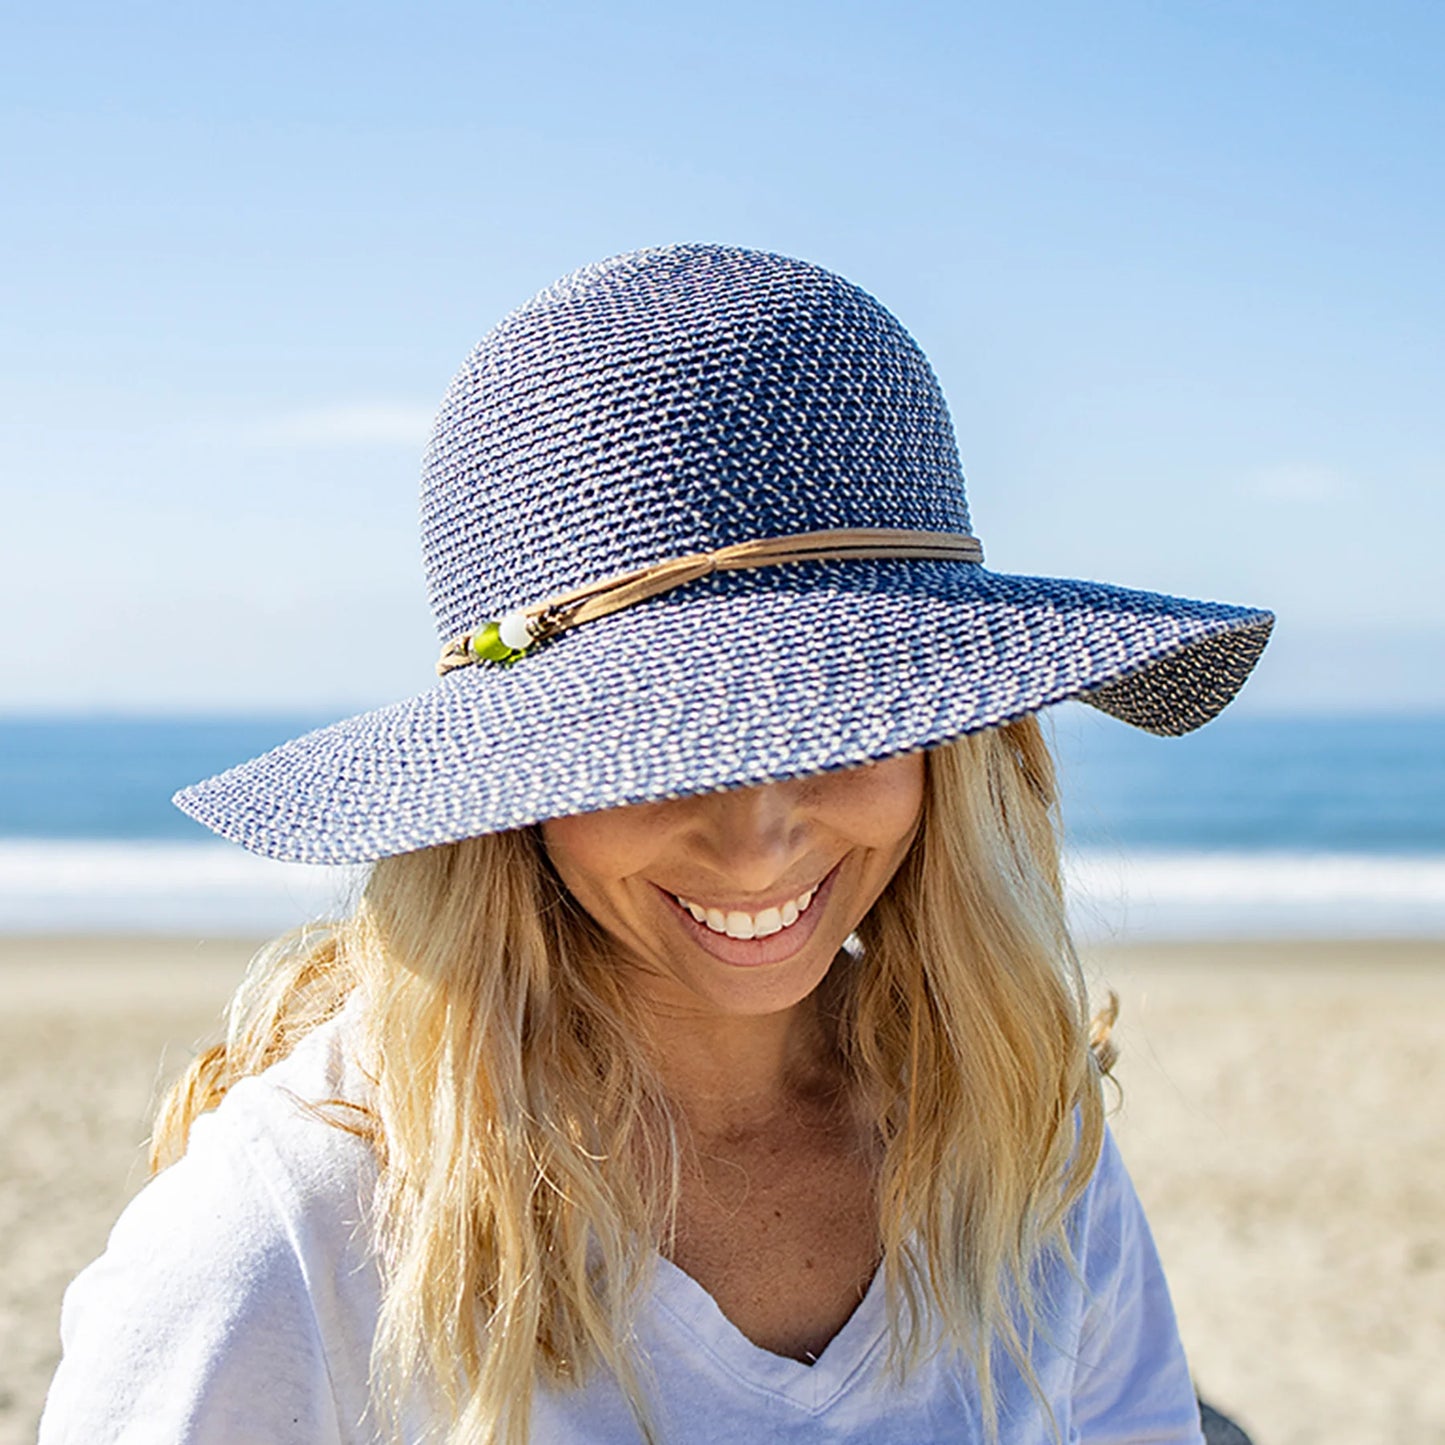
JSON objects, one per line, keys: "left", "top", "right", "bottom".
{"left": 672, "top": 880, "right": 822, "bottom": 939}
{"left": 657, "top": 863, "right": 841, "bottom": 968}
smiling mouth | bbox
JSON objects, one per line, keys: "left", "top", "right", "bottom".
{"left": 671, "top": 880, "right": 823, "bottom": 940}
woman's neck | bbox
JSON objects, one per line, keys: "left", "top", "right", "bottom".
{"left": 639, "top": 994, "right": 845, "bottom": 1139}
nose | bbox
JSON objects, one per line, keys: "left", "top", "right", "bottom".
{"left": 687, "top": 780, "right": 810, "bottom": 893}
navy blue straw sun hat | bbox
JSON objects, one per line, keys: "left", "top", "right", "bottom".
{"left": 176, "top": 244, "right": 1273, "bottom": 865}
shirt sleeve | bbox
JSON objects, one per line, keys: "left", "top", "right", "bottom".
{"left": 1070, "top": 1128, "right": 1205, "bottom": 1445}
{"left": 38, "top": 1100, "right": 350, "bottom": 1445}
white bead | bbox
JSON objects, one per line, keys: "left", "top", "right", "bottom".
{"left": 498, "top": 611, "right": 533, "bottom": 652}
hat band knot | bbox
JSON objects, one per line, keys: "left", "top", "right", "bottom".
{"left": 437, "top": 527, "right": 985, "bottom": 673}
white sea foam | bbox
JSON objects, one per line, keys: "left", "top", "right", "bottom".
{"left": 1063, "top": 850, "right": 1445, "bottom": 940}
{"left": 1, "top": 841, "right": 1443, "bottom": 939}
{"left": 0, "top": 842, "right": 365, "bottom": 935}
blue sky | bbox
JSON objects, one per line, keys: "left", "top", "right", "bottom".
{"left": 3, "top": 1, "right": 1441, "bottom": 712}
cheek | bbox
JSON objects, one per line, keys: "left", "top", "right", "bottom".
{"left": 540, "top": 807, "right": 670, "bottom": 907}
{"left": 542, "top": 815, "right": 610, "bottom": 879}
{"left": 840, "top": 753, "right": 926, "bottom": 849}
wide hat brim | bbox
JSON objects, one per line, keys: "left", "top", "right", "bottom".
{"left": 175, "top": 559, "right": 1272, "bottom": 865}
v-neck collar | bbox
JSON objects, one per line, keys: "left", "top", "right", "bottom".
{"left": 647, "top": 1255, "right": 890, "bottom": 1414}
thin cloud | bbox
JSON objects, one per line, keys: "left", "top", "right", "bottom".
{"left": 1240, "top": 463, "right": 1357, "bottom": 505}
{"left": 256, "top": 403, "right": 437, "bottom": 448}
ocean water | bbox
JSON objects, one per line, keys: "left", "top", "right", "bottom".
{"left": 1, "top": 710, "right": 1442, "bottom": 938}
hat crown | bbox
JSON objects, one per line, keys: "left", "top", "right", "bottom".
{"left": 420, "top": 244, "right": 972, "bottom": 639}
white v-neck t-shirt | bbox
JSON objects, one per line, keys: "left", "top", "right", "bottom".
{"left": 40, "top": 1001, "right": 1205, "bottom": 1444}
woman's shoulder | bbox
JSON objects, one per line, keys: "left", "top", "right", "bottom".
{"left": 1075, "top": 1121, "right": 1133, "bottom": 1215}
{"left": 39, "top": 997, "right": 383, "bottom": 1444}
{"left": 212, "top": 993, "right": 381, "bottom": 1208}
{"left": 1061, "top": 1123, "right": 1204, "bottom": 1441}
{"left": 1060, "top": 1123, "right": 1167, "bottom": 1313}
{"left": 116, "top": 991, "right": 382, "bottom": 1300}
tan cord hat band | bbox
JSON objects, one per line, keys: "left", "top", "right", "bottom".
{"left": 437, "top": 527, "right": 985, "bottom": 674}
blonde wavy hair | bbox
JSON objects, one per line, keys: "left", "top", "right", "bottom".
{"left": 152, "top": 716, "right": 1110, "bottom": 1444}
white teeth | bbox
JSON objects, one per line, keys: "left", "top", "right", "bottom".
{"left": 724, "top": 911, "right": 755, "bottom": 939}
{"left": 675, "top": 881, "right": 824, "bottom": 940}
{"left": 753, "top": 907, "right": 783, "bottom": 937}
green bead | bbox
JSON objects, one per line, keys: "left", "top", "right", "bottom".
{"left": 468, "top": 622, "right": 518, "bottom": 664}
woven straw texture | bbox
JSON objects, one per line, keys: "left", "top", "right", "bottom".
{"left": 176, "top": 244, "right": 1272, "bottom": 863}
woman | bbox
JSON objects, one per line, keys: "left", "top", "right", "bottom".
{"left": 41, "top": 245, "right": 1272, "bottom": 1443}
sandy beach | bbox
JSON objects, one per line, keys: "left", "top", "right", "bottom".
{"left": 2, "top": 935, "right": 1441, "bottom": 1444}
